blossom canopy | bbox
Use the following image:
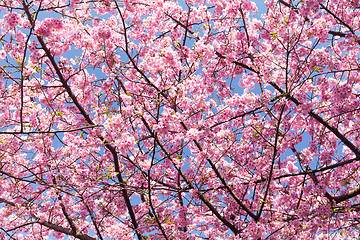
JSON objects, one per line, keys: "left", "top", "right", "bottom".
{"left": 0, "top": 0, "right": 360, "bottom": 239}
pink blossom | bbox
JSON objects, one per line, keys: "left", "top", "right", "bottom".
{"left": 286, "top": 161, "right": 298, "bottom": 173}
{"left": 333, "top": 83, "right": 352, "bottom": 101}
{"left": 98, "top": 27, "right": 111, "bottom": 39}
{"left": 5, "top": 12, "right": 20, "bottom": 28}
{"left": 51, "top": 18, "right": 64, "bottom": 30}
{"left": 0, "top": 50, "right": 5, "bottom": 61}
{"left": 34, "top": 18, "right": 63, "bottom": 37}
{"left": 0, "top": 0, "right": 359, "bottom": 239}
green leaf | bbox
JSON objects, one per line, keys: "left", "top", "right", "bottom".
{"left": 270, "top": 32, "right": 277, "bottom": 39}
{"left": 56, "top": 110, "right": 64, "bottom": 116}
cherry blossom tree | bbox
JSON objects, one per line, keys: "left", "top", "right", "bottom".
{"left": 0, "top": 0, "right": 359, "bottom": 239}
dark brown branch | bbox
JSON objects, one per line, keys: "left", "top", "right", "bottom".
{"left": 165, "top": 13, "right": 195, "bottom": 35}
{"left": 333, "top": 187, "right": 360, "bottom": 203}
{"left": 97, "top": 135, "right": 142, "bottom": 239}
{"left": 328, "top": 30, "right": 360, "bottom": 44}
{"left": 82, "top": 199, "right": 104, "bottom": 240}
{"left": 52, "top": 177, "right": 82, "bottom": 237}
{"left": 60, "top": 201, "right": 79, "bottom": 236}
{"left": 0, "top": 125, "right": 100, "bottom": 134}
{"left": 24, "top": 16, "right": 93, "bottom": 125}
{"left": 0, "top": 198, "right": 16, "bottom": 206}
{"left": 319, "top": 3, "right": 356, "bottom": 36}
{"left": 115, "top": 2, "right": 169, "bottom": 105}
{"left": 257, "top": 105, "right": 285, "bottom": 220}
{"left": 278, "top": 0, "right": 292, "bottom": 8}
{"left": 115, "top": 0, "right": 257, "bottom": 227}
{"left": 165, "top": 12, "right": 261, "bottom": 75}
{"left": 215, "top": 52, "right": 260, "bottom": 74}
{"left": 179, "top": 118, "right": 257, "bottom": 221}
{"left": 278, "top": 1, "right": 359, "bottom": 44}
{"left": 268, "top": 157, "right": 360, "bottom": 181}
{"left": 269, "top": 82, "right": 360, "bottom": 157}
{"left": 239, "top": 4, "right": 250, "bottom": 47}
{"left": 291, "top": 147, "right": 360, "bottom": 204}
{"left": 19, "top": 9, "right": 36, "bottom": 133}
{"left": 269, "top": 82, "right": 360, "bottom": 203}
{"left": 23, "top": 2, "right": 142, "bottom": 239}
{"left": 306, "top": 166, "right": 335, "bottom": 202}
{"left": 329, "top": 30, "right": 347, "bottom": 38}
{"left": 147, "top": 172, "right": 170, "bottom": 240}
{"left": 115, "top": 7, "right": 258, "bottom": 222}
{"left": 139, "top": 116, "right": 241, "bottom": 235}
{"left": 210, "top": 106, "right": 262, "bottom": 129}
{"left": 192, "top": 137, "right": 258, "bottom": 221}
{"left": 0, "top": 197, "right": 95, "bottom": 240}
{"left": 35, "top": 218, "right": 96, "bottom": 240}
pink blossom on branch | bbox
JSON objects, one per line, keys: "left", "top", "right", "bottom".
{"left": 0, "top": 0, "right": 359, "bottom": 239}
{"left": 4, "top": 12, "right": 21, "bottom": 28}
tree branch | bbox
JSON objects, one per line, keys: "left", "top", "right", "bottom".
{"left": 269, "top": 81, "right": 360, "bottom": 157}
{"left": 35, "top": 218, "right": 96, "bottom": 240}
{"left": 23, "top": 2, "right": 142, "bottom": 239}
{"left": 319, "top": 3, "right": 356, "bottom": 36}
{"left": 0, "top": 125, "right": 100, "bottom": 135}
{"left": 257, "top": 105, "right": 285, "bottom": 219}
{"left": 139, "top": 115, "right": 241, "bottom": 235}
{"left": 0, "top": 198, "right": 96, "bottom": 240}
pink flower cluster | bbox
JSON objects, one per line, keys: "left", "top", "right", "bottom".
{"left": 333, "top": 84, "right": 352, "bottom": 101}
{"left": 98, "top": 27, "right": 111, "bottom": 39}
{"left": 35, "top": 18, "right": 64, "bottom": 37}
{"left": 1, "top": 0, "right": 360, "bottom": 239}
{"left": 5, "top": 12, "right": 20, "bottom": 28}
